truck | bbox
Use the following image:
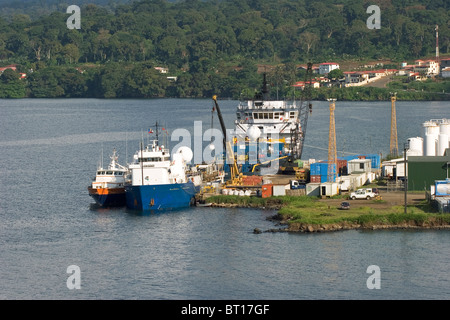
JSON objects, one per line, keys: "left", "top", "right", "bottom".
{"left": 350, "top": 188, "right": 376, "bottom": 200}
{"left": 290, "top": 180, "right": 305, "bottom": 190}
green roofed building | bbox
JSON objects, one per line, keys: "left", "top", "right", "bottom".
{"left": 407, "top": 151, "right": 450, "bottom": 191}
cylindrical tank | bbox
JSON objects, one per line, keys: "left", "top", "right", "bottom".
{"left": 439, "top": 119, "right": 450, "bottom": 155}
{"left": 423, "top": 121, "right": 439, "bottom": 156}
{"left": 407, "top": 137, "right": 423, "bottom": 156}
{"left": 439, "top": 119, "right": 450, "bottom": 135}
{"left": 438, "top": 134, "right": 449, "bottom": 156}
{"left": 436, "top": 182, "right": 450, "bottom": 196}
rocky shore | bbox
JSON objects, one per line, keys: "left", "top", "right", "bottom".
{"left": 207, "top": 193, "right": 450, "bottom": 234}
{"left": 254, "top": 213, "right": 450, "bottom": 234}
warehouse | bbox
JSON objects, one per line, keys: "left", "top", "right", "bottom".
{"left": 407, "top": 152, "right": 450, "bottom": 191}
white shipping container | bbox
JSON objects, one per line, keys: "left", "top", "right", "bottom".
{"left": 320, "top": 182, "right": 339, "bottom": 197}
{"left": 273, "top": 184, "right": 288, "bottom": 196}
{"left": 306, "top": 183, "right": 320, "bottom": 196}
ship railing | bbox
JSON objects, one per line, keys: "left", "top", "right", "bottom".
{"left": 238, "top": 101, "right": 299, "bottom": 110}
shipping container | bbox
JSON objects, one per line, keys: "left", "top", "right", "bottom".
{"left": 273, "top": 184, "right": 288, "bottom": 196}
{"left": 320, "top": 182, "right": 339, "bottom": 197}
{"left": 321, "top": 174, "right": 335, "bottom": 183}
{"left": 261, "top": 184, "right": 273, "bottom": 198}
{"left": 310, "top": 175, "right": 321, "bottom": 183}
{"left": 242, "top": 175, "right": 263, "bottom": 186}
{"left": 359, "top": 154, "right": 381, "bottom": 169}
{"left": 306, "top": 183, "right": 320, "bottom": 196}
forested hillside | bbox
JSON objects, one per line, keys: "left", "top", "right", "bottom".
{"left": 0, "top": 0, "right": 448, "bottom": 99}
{"left": 0, "top": 0, "right": 133, "bottom": 19}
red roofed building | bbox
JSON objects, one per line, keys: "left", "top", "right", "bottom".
{"left": 292, "top": 80, "right": 320, "bottom": 89}
{"left": 319, "top": 62, "right": 340, "bottom": 74}
{"left": 0, "top": 64, "right": 17, "bottom": 73}
{"left": 414, "top": 59, "right": 439, "bottom": 76}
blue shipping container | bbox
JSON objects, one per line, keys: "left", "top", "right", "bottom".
{"left": 359, "top": 154, "right": 381, "bottom": 169}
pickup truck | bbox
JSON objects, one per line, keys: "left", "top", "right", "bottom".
{"left": 350, "top": 188, "right": 376, "bottom": 200}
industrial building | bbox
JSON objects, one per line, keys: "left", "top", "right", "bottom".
{"left": 408, "top": 153, "right": 450, "bottom": 191}
{"left": 382, "top": 118, "right": 449, "bottom": 183}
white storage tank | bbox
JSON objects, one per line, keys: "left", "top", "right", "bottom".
{"left": 438, "top": 119, "right": 450, "bottom": 156}
{"left": 406, "top": 137, "right": 423, "bottom": 156}
{"left": 423, "top": 120, "right": 439, "bottom": 156}
{"left": 438, "top": 134, "right": 449, "bottom": 156}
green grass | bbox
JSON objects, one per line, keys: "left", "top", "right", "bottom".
{"left": 206, "top": 194, "right": 450, "bottom": 228}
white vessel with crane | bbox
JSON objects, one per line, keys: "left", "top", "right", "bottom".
{"left": 231, "top": 66, "right": 314, "bottom": 175}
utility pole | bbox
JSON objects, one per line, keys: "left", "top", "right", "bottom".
{"left": 327, "top": 99, "right": 337, "bottom": 183}
{"left": 390, "top": 92, "right": 398, "bottom": 158}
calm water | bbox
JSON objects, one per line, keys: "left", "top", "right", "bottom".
{"left": 0, "top": 98, "right": 449, "bottom": 300}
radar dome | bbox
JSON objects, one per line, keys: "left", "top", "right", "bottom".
{"left": 247, "top": 126, "right": 261, "bottom": 141}
{"left": 175, "top": 146, "right": 193, "bottom": 162}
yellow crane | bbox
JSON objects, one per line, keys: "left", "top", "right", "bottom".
{"left": 212, "top": 95, "right": 241, "bottom": 186}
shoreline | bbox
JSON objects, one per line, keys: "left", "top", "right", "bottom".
{"left": 208, "top": 197, "right": 450, "bottom": 234}
{"left": 261, "top": 217, "right": 450, "bottom": 234}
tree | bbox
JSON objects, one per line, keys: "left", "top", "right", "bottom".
{"left": 298, "top": 31, "right": 319, "bottom": 55}
{"left": 0, "top": 68, "right": 26, "bottom": 98}
{"left": 27, "top": 68, "right": 65, "bottom": 98}
{"left": 62, "top": 43, "right": 80, "bottom": 64}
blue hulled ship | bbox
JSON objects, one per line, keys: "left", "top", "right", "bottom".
{"left": 124, "top": 138, "right": 201, "bottom": 211}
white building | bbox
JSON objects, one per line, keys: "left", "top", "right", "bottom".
{"left": 414, "top": 60, "right": 440, "bottom": 76}
{"left": 319, "top": 62, "right": 339, "bottom": 75}
{"left": 441, "top": 67, "right": 450, "bottom": 78}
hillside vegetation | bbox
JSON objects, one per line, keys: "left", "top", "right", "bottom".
{"left": 0, "top": 0, "right": 448, "bottom": 99}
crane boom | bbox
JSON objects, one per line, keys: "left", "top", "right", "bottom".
{"left": 298, "top": 61, "right": 313, "bottom": 159}
{"left": 212, "top": 95, "right": 240, "bottom": 182}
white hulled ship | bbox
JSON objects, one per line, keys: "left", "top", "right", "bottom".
{"left": 232, "top": 73, "right": 311, "bottom": 174}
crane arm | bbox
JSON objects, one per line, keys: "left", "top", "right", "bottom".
{"left": 212, "top": 95, "right": 239, "bottom": 181}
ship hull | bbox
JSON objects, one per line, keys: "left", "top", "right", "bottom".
{"left": 125, "top": 182, "right": 199, "bottom": 211}
{"left": 88, "top": 187, "right": 126, "bottom": 207}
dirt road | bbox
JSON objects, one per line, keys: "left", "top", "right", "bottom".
{"left": 319, "top": 191, "right": 425, "bottom": 210}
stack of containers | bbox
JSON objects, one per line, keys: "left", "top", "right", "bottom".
{"left": 310, "top": 162, "right": 338, "bottom": 183}
{"left": 309, "top": 162, "right": 323, "bottom": 183}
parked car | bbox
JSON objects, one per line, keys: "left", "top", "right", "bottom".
{"left": 340, "top": 201, "right": 350, "bottom": 210}
{"left": 350, "top": 188, "right": 376, "bottom": 200}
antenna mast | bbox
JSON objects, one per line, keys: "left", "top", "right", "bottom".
{"left": 327, "top": 98, "right": 337, "bottom": 183}
{"left": 390, "top": 93, "right": 399, "bottom": 158}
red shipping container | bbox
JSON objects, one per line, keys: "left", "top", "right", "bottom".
{"left": 310, "top": 175, "right": 321, "bottom": 183}
{"left": 242, "top": 176, "right": 263, "bottom": 186}
{"left": 261, "top": 184, "right": 273, "bottom": 198}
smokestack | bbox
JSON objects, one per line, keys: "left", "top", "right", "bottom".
{"left": 436, "top": 25, "right": 439, "bottom": 62}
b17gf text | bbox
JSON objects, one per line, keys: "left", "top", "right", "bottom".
{"left": 181, "top": 304, "right": 270, "bottom": 317}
